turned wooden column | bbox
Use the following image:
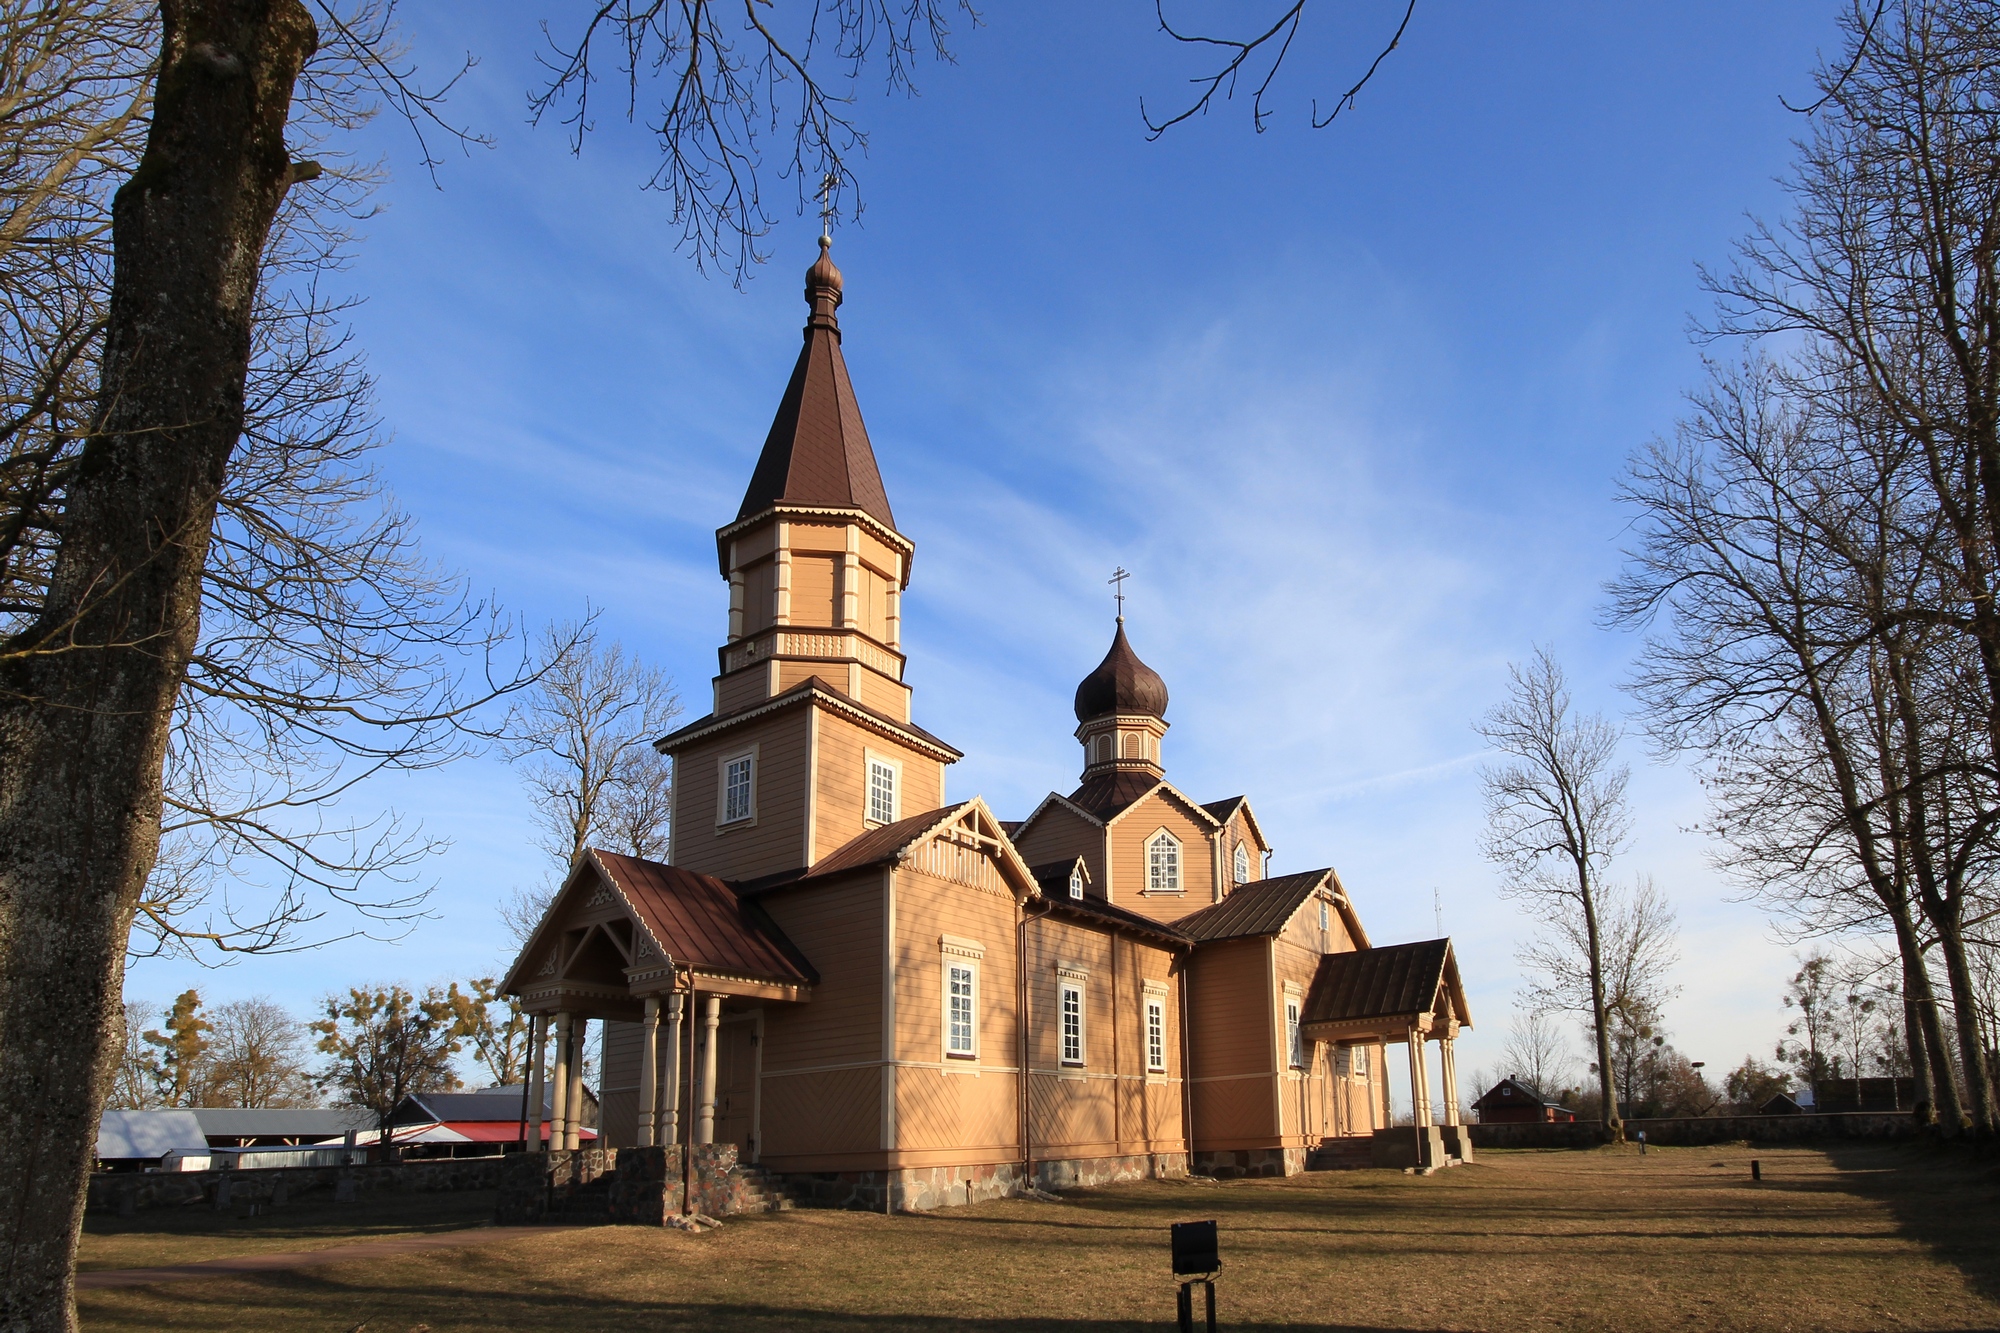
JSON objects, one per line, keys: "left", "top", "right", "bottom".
{"left": 695, "top": 995, "right": 722, "bottom": 1145}
{"left": 550, "top": 1011, "right": 572, "bottom": 1152}
{"left": 660, "top": 992, "right": 685, "bottom": 1144}
{"left": 566, "top": 1017, "right": 589, "bottom": 1150}
{"left": 523, "top": 1013, "right": 547, "bottom": 1151}
{"left": 637, "top": 997, "right": 660, "bottom": 1148}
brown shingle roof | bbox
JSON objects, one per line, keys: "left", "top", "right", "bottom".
{"left": 737, "top": 241, "right": 895, "bottom": 530}
{"left": 593, "top": 851, "right": 816, "bottom": 985}
{"left": 656, "top": 675, "right": 960, "bottom": 761}
{"left": 1175, "top": 870, "right": 1331, "bottom": 941}
{"left": 1201, "top": 797, "right": 1246, "bottom": 823}
{"left": 1300, "top": 939, "right": 1462, "bottom": 1027}
{"left": 1038, "top": 893, "right": 1192, "bottom": 948}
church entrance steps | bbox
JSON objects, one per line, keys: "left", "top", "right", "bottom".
{"left": 1305, "top": 1137, "right": 1375, "bottom": 1171}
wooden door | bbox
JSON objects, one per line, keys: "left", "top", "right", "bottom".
{"left": 712, "top": 1012, "right": 760, "bottom": 1158}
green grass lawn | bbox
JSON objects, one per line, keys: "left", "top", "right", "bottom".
{"left": 77, "top": 1143, "right": 2000, "bottom": 1332}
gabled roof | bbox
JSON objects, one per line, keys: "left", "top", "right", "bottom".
{"left": 808, "top": 803, "right": 969, "bottom": 878}
{"left": 1038, "top": 891, "right": 1192, "bottom": 949}
{"left": 188, "top": 1107, "right": 373, "bottom": 1139}
{"left": 1029, "top": 857, "right": 1090, "bottom": 898}
{"left": 656, "top": 675, "right": 960, "bottom": 763}
{"left": 594, "top": 851, "right": 817, "bottom": 986}
{"left": 391, "top": 1087, "right": 578, "bottom": 1126}
{"left": 736, "top": 238, "right": 895, "bottom": 531}
{"left": 1200, "top": 796, "right": 1269, "bottom": 851}
{"left": 781, "top": 797, "right": 1040, "bottom": 899}
{"left": 1176, "top": 869, "right": 1332, "bottom": 941}
{"left": 1300, "top": 938, "right": 1471, "bottom": 1029}
{"left": 1472, "top": 1075, "right": 1566, "bottom": 1111}
{"left": 97, "top": 1110, "right": 208, "bottom": 1160}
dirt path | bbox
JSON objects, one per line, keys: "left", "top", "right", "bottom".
{"left": 75, "top": 1225, "right": 561, "bottom": 1290}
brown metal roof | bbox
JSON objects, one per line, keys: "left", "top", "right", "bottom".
{"left": 1300, "top": 938, "right": 1464, "bottom": 1028}
{"left": 1037, "top": 892, "right": 1192, "bottom": 949}
{"left": 1201, "top": 797, "right": 1246, "bottom": 823}
{"left": 1074, "top": 618, "right": 1168, "bottom": 721}
{"left": 592, "top": 851, "right": 816, "bottom": 985}
{"left": 1174, "top": 869, "right": 1331, "bottom": 941}
{"left": 1065, "top": 771, "right": 1164, "bottom": 821}
{"left": 656, "top": 675, "right": 960, "bottom": 761}
{"left": 804, "top": 804, "right": 969, "bottom": 879}
{"left": 736, "top": 240, "right": 895, "bottom": 530}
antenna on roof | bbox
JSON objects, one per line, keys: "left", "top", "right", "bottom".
{"left": 1109, "top": 566, "right": 1130, "bottom": 622}
{"left": 1434, "top": 886, "right": 1442, "bottom": 937}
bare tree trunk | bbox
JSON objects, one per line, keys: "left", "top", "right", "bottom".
{"left": 1579, "top": 874, "right": 1620, "bottom": 1138}
{"left": 1935, "top": 924, "right": 1996, "bottom": 1136}
{"left": 1894, "top": 910, "right": 1961, "bottom": 1131}
{"left": 0, "top": 3, "right": 313, "bottom": 1327}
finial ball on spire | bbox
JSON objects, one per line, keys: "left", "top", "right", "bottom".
{"left": 806, "top": 234, "right": 843, "bottom": 305}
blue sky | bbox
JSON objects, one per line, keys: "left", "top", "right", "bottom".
{"left": 127, "top": 3, "right": 1850, "bottom": 1095}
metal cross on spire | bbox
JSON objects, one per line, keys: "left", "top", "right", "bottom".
{"left": 818, "top": 172, "right": 840, "bottom": 240}
{"left": 1109, "top": 567, "right": 1130, "bottom": 621}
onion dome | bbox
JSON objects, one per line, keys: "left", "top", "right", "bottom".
{"left": 1074, "top": 618, "right": 1169, "bottom": 722}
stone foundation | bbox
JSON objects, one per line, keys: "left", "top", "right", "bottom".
{"left": 1191, "top": 1147, "right": 1304, "bottom": 1179}
{"left": 783, "top": 1152, "right": 1186, "bottom": 1212}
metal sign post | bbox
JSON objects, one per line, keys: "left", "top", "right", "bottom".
{"left": 1171, "top": 1220, "right": 1219, "bottom": 1333}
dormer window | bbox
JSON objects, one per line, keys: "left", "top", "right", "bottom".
{"left": 1146, "top": 830, "right": 1181, "bottom": 894}
{"left": 1233, "top": 843, "right": 1249, "bottom": 884}
{"left": 1068, "top": 866, "right": 1084, "bottom": 899}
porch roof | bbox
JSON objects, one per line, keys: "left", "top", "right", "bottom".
{"left": 1300, "top": 937, "right": 1471, "bottom": 1039}
{"left": 593, "top": 851, "right": 817, "bottom": 987}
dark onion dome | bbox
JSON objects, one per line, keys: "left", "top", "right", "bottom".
{"left": 1074, "top": 618, "right": 1169, "bottom": 722}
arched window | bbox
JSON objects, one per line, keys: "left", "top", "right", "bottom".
{"left": 1068, "top": 866, "right": 1084, "bottom": 899}
{"left": 1233, "top": 843, "right": 1249, "bottom": 884}
{"left": 1122, "top": 732, "right": 1140, "bottom": 760}
{"left": 1147, "top": 830, "right": 1181, "bottom": 893}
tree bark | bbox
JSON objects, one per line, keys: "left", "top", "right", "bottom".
{"left": 1579, "top": 869, "right": 1620, "bottom": 1139}
{"left": 0, "top": 3, "right": 314, "bottom": 1328}
{"left": 1892, "top": 908, "right": 1962, "bottom": 1132}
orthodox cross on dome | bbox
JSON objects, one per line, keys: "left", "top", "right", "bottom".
{"left": 818, "top": 172, "right": 840, "bottom": 240}
{"left": 1109, "top": 566, "right": 1130, "bottom": 622}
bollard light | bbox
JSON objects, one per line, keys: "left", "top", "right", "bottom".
{"left": 1751, "top": 1159, "right": 1761, "bottom": 1181}
{"left": 1171, "top": 1220, "right": 1219, "bottom": 1333}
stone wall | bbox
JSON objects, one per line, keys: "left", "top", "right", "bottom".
{"left": 496, "top": 1145, "right": 766, "bottom": 1226}
{"left": 1468, "top": 1111, "right": 1925, "bottom": 1150}
{"left": 1191, "top": 1148, "right": 1301, "bottom": 1180}
{"left": 87, "top": 1156, "right": 506, "bottom": 1217}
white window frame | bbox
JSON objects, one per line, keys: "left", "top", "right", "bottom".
{"left": 1145, "top": 829, "right": 1182, "bottom": 895}
{"left": 1318, "top": 899, "right": 1330, "bottom": 933}
{"left": 1145, "top": 992, "right": 1167, "bottom": 1073}
{"left": 945, "top": 961, "right": 978, "bottom": 1058}
{"left": 1349, "top": 1044, "right": 1370, "bottom": 1079}
{"left": 1233, "top": 842, "right": 1250, "bottom": 884}
{"left": 1059, "top": 978, "right": 1086, "bottom": 1067}
{"left": 1068, "top": 865, "right": 1084, "bottom": 899}
{"left": 940, "top": 936, "right": 983, "bottom": 1063}
{"left": 865, "top": 750, "right": 902, "bottom": 826}
{"left": 1285, "top": 984, "right": 1305, "bottom": 1070}
{"left": 717, "top": 745, "right": 758, "bottom": 827}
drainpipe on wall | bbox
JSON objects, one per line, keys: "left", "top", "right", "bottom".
{"left": 1179, "top": 955, "right": 1195, "bottom": 1173}
{"left": 1018, "top": 898, "right": 1050, "bottom": 1195}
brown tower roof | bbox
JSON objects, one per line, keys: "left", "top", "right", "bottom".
{"left": 1074, "top": 619, "right": 1170, "bottom": 722}
{"left": 736, "top": 237, "right": 896, "bottom": 530}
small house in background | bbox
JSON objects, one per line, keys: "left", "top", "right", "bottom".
{"left": 1472, "top": 1076, "right": 1576, "bottom": 1124}
{"left": 1758, "top": 1092, "right": 1804, "bottom": 1115}
{"left": 96, "top": 1110, "right": 210, "bottom": 1171}
{"left": 383, "top": 1084, "right": 597, "bottom": 1156}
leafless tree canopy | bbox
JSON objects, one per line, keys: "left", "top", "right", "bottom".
{"left": 529, "top": 0, "right": 974, "bottom": 284}
{"left": 1476, "top": 647, "right": 1632, "bottom": 1133}
{"left": 1141, "top": 0, "right": 1415, "bottom": 138}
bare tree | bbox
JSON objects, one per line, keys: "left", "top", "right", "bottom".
{"left": 104, "top": 1000, "right": 157, "bottom": 1111}
{"left": 207, "top": 997, "right": 315, "bottom": 1108}
{"left": 447, "top": 977, "right": 529, "bottom": 1088}
{"left": 1697, "top": 0, "right": 2000, "bottom": 1135}
{"left": 1475, "top": 647, "right": 1631, "bottom": 1136}
{"left": 1141, "top": 0, "right": 1416, "bottom": 137}
{"left": 1499, "top": 1005, "right": 1576, "bottom": 1101}
{"left": 500, "top": 623, "right": 680, "bottom": 939}
{"left": 530, "top": 1, "right": 973, "bottom": 284}
{"left": 1608, "top": 356, "right": 1976, "bottom": 1132}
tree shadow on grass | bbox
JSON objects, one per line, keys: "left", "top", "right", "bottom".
{"left": 1822, "top": 1142, "right": 2000, "bottom": 1307}
{"left": 81, "top": 1268, "right": 1429, "bottom": 1333}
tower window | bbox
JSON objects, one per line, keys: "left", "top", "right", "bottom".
{"left": 721, "top": 753, "right": 755, "bottom": 824}
{"left": 1068, "top": 866, "right": 1084, "bottom": 899}
{"left": 1146, "top": 831, "right": 1181, "bottom": 894}
{"left": 1060, "top": 981, "right": 1085, "bottom": 1066}
{"left": 1233, "top": 843, "right": 1249, "bottom": 884}
{"left": 868, "top": 757, "right": 898, "bottom": 825}
{"left": 1122, "top": 732, "right": 1140, "bottom": 760}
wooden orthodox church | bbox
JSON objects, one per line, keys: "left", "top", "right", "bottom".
{"left": 501, "top": 239, "right": 1474, "bottom": 1208}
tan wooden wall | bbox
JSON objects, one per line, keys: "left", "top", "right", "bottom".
{"left": 756, "top": 871, "right": 888, "bottom": 1170}
{"left": 810, "top": 711, "right": 944, "bottom": 865}
{"left": 1109, "top": 792, "right": 1216, "bottom": 919}
{"left": 1011, "top": 804, "right": 1106, "bottom": 895}
{"left": 1186, "top": 936, "right": 1277, "bottom": 1149}
{"left": 1019, "top": 912, "right": 1185, "bottom": 1163}
{"left": 671, "top": 708, "right": 811, "bottom": 880}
